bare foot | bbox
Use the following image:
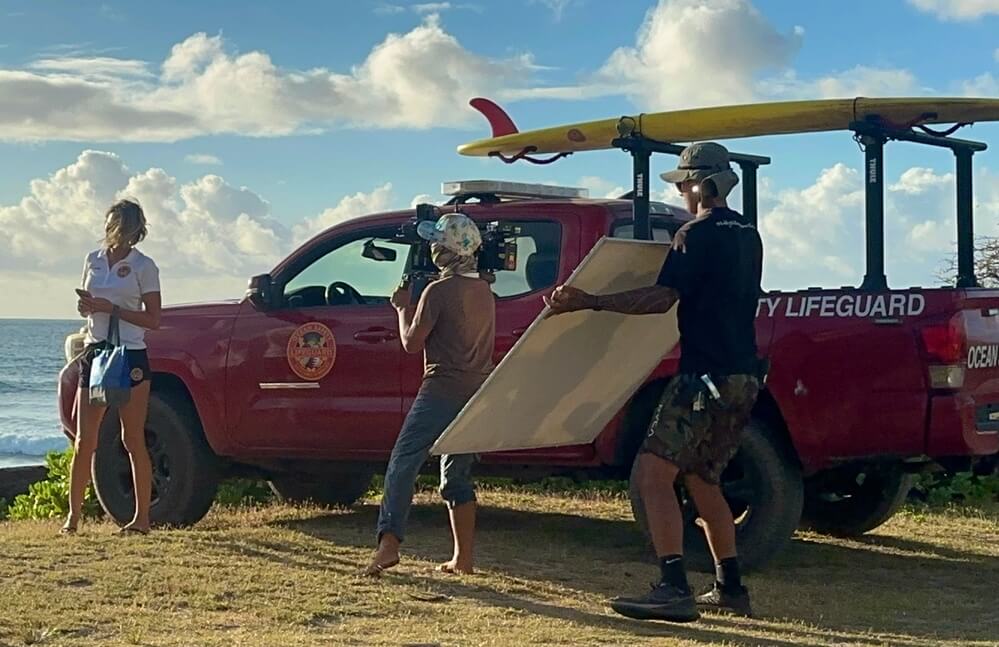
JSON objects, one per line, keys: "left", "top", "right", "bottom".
{"left": 436, "top": 559, "right": 474, "bottom": 575}
{"left": 361, "top": 546, "right": 400, "bottom": 577}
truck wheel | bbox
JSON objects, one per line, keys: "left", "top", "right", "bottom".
{"left": 801, "top": 464, "right": 913, "bottom": 537}
{"left": 628, "top": 418, "right": 804, "bottom": 573}
{"left": 92, "top": 392, "right": 220, "bottom": 527}
{"left": 269, "top": 467, "right": 374, "bottom": 507}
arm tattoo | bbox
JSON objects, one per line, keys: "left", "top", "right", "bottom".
{"left": 595, "top": 286, "right": 679, "bottom": 315}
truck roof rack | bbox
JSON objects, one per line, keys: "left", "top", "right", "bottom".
{"left": 442, "top": 179, "right": 588, "bottom": 204}
{"left": 848, "top": 118, "right": 985, "bottom": 290}
{"left": 614, "top": 118, "right": 987, "bottom": 290}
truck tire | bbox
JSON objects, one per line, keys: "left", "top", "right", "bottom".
{"left": 92, "top": 392, "right": 220, "bottom": 527}
{"left": 628, "top": 418, "right": 804, "bottom": 573}
{"left": 801, "top": 464, "right": 913, "bottom": 537}
{"left": 269, "top": 467, "right": 374, "bottom": 507}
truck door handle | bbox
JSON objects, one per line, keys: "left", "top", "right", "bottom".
{"left": 512, "top": 328, "right": 528, "bottom": 338}
{"left": 353, "top": 328, "right": 398, "bottom": 343}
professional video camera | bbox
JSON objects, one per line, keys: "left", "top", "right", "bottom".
{"left": 364, "top": 203, "right": 519, "bottom": 292}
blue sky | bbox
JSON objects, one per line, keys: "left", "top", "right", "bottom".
{"left": 1, "top": 0, "right": 998, "bottom": 317}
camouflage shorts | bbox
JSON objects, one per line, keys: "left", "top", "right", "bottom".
{"left": 641, "top": 373, "right": 760, "bottom": 485}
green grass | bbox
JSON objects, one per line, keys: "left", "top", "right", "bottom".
{"left": 0, "top": 486, "right": 996, "bottom": 646}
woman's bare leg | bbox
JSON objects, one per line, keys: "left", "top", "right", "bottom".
{"left": 118, "top": 381, "right": 152, "bottom": 531}
{"left": 66, "top": 390, "right": 107, "bottom": 531}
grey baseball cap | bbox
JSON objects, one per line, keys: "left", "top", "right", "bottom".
{"left": 660, "top": 142, "right": 733, "bottom": 184}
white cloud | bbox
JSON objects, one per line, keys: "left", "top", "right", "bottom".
{"left": 889, "top": 168, "right": 957, "bottom": 255}
{"left": 907, "top": 0, "right": 999, "bottom": 20}
{"left": 160, "top": 32, "right": 224, "bottom": 83}
{"left": 374, "top": 3, "right": 407, "bottom": 14}
{"left": 0, "top": 150, "right": 130, "bottom": 271}
{"left": 908, "top": 219, "right": 951, "bottom": 252}
{"left": 410, "top": 193, "right": 436, "bottom": 207}
{"left": 592, "top": 0, "right": 803, "bottom": 109}
{"left": 890, "top": 167, "right": 954, "bottom": 195}
{"left": 293, "top": 184, "right": 395, "bottom": 243}
{"left": 758, "top": 163, "right": 864, "bottom": 287}
{"left": 757, "top": 163, "right": 999, "bottom": 290}
{"left": 184, "top": 153, "right": 222, "bottom": 166}
{"left": 961, "top": 72, "right": 999, "bottom": 96}
{"left": 518, "top": 0, "right": 925, "bottom": 106}
{"left": 808, "top": 67, "right": 922, "bottom": 97}
{"left": 37, "top": 43, "right": 125, "bottom": 57}
{"left": 578, "top": 176, "right": 626, "bottom": 199}
{"left": 763, "top": 66, "right": 923, "bottom": 100}
{"left": 6, "top": 1, "right": 975, "bottom": 145}
{"left": 28, "top": 56, "right": 151, "bottom": 79}
{"left": 412, "top": 3, "right": 482, "bottom": 13}
{"left": 1, "top": 19, "right": 538, "bottom": 142}
{"left": 529, "top": 0, "right": 578, "bottom": 21}
{"left": 414, "top": 2, "right": 453, "bottom": 11}
{"left": 0, "top": 151, "right": 400, "bottom": 316}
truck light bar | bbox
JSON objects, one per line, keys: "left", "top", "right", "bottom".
{"left": 442, "top": 180, "right": 589, "bottom": 200}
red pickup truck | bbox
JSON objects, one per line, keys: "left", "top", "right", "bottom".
{"left": 57, "top": 175, "right": 999, "bottom": 571}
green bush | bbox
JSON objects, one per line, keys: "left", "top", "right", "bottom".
{"left": 6, "top": 449, "right": 101, "bottom": 521}
{"left": 911, "top": 471, "right": 999, "bottom": 508}
{"left": 214, "top": 479, "right": 275, "bottom": 508}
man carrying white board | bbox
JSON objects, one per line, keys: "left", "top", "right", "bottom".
{"left": 545, "top": 142, "right": 764, "bottom": 622}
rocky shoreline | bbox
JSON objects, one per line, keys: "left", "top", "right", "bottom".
{"left": 0, "top": 465, "right": 47, "bottom": 502}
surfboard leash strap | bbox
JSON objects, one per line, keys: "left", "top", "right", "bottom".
{"left": 915, "top": 122, "right": 972, "bottom": 138}
{"left": 489, "top": 146, "right": 573, "bottom": 165}
{"left": 871, "top": 112, "right": 971, "bottom": 138}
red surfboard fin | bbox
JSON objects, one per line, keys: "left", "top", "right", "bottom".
{"left": 469, "top": 97, "right": 519, "bottom": 137}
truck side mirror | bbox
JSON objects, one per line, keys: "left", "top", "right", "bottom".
{"left": 362, "top": 239, "right": 397, "bottom": 262}
{"left": 246, "top": 273, "right": 274, "bottom": 310}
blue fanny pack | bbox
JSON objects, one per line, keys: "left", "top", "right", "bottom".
{"left": 89, "top": 309, "right": 131, "bottom": 407}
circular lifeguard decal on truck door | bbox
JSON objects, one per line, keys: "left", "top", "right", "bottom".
{"left": 287, "top": 323, "right": 337, "bottom": 381}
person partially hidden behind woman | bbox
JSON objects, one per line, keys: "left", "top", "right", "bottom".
{"left": 63, "top": 199, "right": 162, "bottom": 535}
{"left": 363, "top": 212, "right": 495, "bottom": 577}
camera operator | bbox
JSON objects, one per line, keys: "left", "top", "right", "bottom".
{"left": 363, "top": 212, "right": 495, "bottom": 577}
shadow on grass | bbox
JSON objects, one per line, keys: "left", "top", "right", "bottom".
{"left": 261, "top": 503, "right": 995, "bottom": 646}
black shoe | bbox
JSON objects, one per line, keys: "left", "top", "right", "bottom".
{"left": 695, "top": 582, "right": 753, "bottom": 617}
{"left": 610, "top": 583, "right": 700, "bottom": 623}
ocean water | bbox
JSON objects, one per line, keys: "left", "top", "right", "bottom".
{"left": 0, "top": 319, "right": 82, "bottom": 468}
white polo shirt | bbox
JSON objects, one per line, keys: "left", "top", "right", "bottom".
{"left": 81, "top": 248, "right": 161, "bottom": 350}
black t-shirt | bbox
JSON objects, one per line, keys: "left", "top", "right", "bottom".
{"left": 657, "top": 207, "right": 763, "bottom": 376}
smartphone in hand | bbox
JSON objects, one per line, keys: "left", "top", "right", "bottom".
{"left": 75, "top": 288, "right": 92, "bottom": 298}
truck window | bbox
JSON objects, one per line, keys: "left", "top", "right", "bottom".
{"left": 283, "top": 235, "right": 410, "bottom": 307}
{"left": 491, "top": 221, "right": 562, "bottom": 299}
{"left": 611, "top": 221, "right": 674, "bottom": 242}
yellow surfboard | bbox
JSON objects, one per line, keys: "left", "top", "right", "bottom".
{"left": 458, "top": 98, "right": 999, "bottom": 157}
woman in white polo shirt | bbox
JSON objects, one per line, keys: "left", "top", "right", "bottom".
{"left": 63, "top": 199, "right": 162, "bottom": 535}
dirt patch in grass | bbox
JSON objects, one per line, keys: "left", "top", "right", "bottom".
{"left": 1, "top": 487, "right": 996, "bottom": 646}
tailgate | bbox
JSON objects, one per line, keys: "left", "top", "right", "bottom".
{"left": 925, "top": 289, "right": 999, "bottom": 456}
{"left": 960, "top": 294, "right": 999, "bottom": 431}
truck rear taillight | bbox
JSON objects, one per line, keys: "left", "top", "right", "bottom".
{"left": 919, "top": 318, "right": 965, "bottom": 389}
